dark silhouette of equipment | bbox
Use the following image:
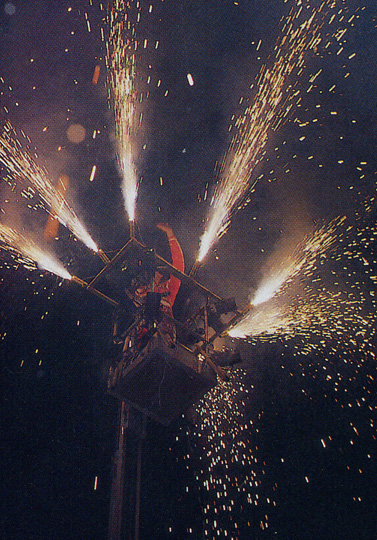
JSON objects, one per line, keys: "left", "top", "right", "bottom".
{"left": 109, "top": 333, "right": 215, "bottom": 425}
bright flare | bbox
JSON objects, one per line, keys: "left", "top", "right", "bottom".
{"left": 230, "top": 217, "right": 345, "bottom": 337}
{"left": 0, "top": 223, "right": 71, "bottom": 280}
{"left": 229, "top": 302, "right": 292, "bottom": 338}
{"left": 252, "top": 263, "right": 298, "bottom": 306}
{"left": 198, "top": 199, "right": 228, "bottom": 262}
{"left": 37, "top": 253, "right": 72, "bottom": 280}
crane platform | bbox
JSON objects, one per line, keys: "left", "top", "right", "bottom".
{"left": 108, "top": 334, "right": 216, "bottom": 425}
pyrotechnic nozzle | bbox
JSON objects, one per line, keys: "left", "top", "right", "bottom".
{"left": 129, "top": 220, "right": 135, "bottom": 239}
{"left": 71, "top": 275, "right": 87, "bottom": 287}
{"left": 97, "top": 248, "right": 111, "bottom": 264}
{"left": 189, "top": 260, "right": 202, "bottom": 278}
{"left": 240, "top": 303, "right": 253, "bottom": 315}
{"left": 221, "top": 303, "right": 253, "bottom": 336}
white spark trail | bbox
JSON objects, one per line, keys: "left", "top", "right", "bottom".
{"left": 0, "top": 122, "right": 98, "bottom": 251}
{"left": 106, "top": 0, "right": 140, "bottom": 222}
{"left": 0, "top": 223, "right": 71, "bottom": 280}
{"left": 230, "top": 217, "right": 345, "bottom": 338}
{"left": 198, "top": 0, "right": 345, "bottom": 262}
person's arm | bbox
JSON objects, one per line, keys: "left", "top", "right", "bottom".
{"left": 157, "top": 223, "right": 184, "bottom": 305}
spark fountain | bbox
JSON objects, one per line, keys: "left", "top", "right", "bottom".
{"left": 0, "top": 121, "right": 98, "bottom": 252}
{"left": 197, "top": 0, "right": 351, "bottom": 264}
{"left": 106, "top": 0, "right": 141, "bottom": 225}
{"left": 228, "top": 217, "right": 345, "bottom": 338}
{"left": 188, "top": 213, "right": 377, "bottom": 539}
{"left": 1, "top": 2, "right": 375, "bottom": 540}
{"left": 0, "top": 223, "right": 71, "bottom": 280}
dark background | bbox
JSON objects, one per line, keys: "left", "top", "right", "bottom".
{"left": 1, "top": 0, "right": 377, "bottom": 539}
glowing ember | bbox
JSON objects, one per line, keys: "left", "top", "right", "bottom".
{"left": 187, "top": 73, "right": 194, "bottom": 86}
{"left": 0, "top": 121, "right": 98, "bottom": 252}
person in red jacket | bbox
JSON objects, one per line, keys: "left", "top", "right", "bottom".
{"left": 108, "top": 224, "right": 184, "bottom": 388}
{"left": 134, "top": 223, "right": 184, "bottom": 347}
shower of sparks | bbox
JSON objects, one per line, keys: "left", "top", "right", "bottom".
{"left": 188, "top": 370, "right": 272, "bottom": 537}
{"left": 253, "top": 217, "right": 345, "bottom": 307}
{"left": 229, "top": 212, "right": 377, "bottom": 345}
{"left": 190, "top": 207, "right": 377, "bottom": 538}
{"left": 228, "top": 218, "right": 346, "bottom": 338}
{"left": 0, "top": 223, "right": 71, "bottom": 280}
{"left": 0, "top": 122, "right": 98, "bottom": 252}
{"left": 198, "top": 0, "right": 351, "bottom": 262}
{"left": 1, "top": 3, "right": 376, "bottom": 539}
{"left": 106, "top": 0, "right": 140, "bottom": 222}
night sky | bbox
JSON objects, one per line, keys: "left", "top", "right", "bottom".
{"left": 1, "top": 1, "right": 377, "bottom": 539}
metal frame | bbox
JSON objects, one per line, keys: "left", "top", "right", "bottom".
{"left": 71, "top": 233, "right": 250, "bottom": 344}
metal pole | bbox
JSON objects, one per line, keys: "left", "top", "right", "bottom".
{"left": 204, "top": 298, "right": 209, "bottom": 343}
{"left": 130, "top": 220, "right": 135, "bottom": 239}
{"left": 134, "top": 438, "right": 143, "bottom": 540}
{"left": 71, "top": 276, "right": 119, "bottom": 307}
{"left": 97, "top": 248, "right": 111, "bottom": 264}
{"left": 189, "top": 260, "right": 201, "bottom": 278}
{"left": 88, "top": 238, "right": 136, "bottom": 289}
{"left": 71, "top": 276, "right": 119, "bottom": 308}
{"left": 108, "top": 402, "right": 128, "bottom": 540}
